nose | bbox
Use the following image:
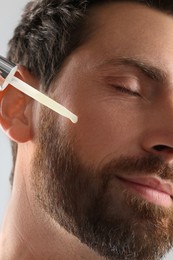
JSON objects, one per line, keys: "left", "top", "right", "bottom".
{"left": 142, "top": 100, "right": 173, "bottom": 163}
{"left": 142, "top": 132, "right": 173, "bottom": 163}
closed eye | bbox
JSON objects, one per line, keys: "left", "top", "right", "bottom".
{"left": 111, "top": 85, "right": 141, "bottom": 97}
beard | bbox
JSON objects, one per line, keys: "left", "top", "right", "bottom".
{"left": 31, "top": 108, "right": 173, "bottom": 260}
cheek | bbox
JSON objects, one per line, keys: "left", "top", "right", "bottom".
{"left": 53, "top": 73, "right": 146, "bottom": 167}
{"left": 71, "top": 99, "right": 144, "bottom": 167}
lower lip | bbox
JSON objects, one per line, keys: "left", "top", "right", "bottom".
{"left": 117, "top": 177, "right": 172, "bottom": 207}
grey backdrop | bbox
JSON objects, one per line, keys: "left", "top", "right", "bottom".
{"left": 0, "top": 1, "right": 173, "bottom": 259}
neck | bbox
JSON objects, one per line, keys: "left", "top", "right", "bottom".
{"left": 0, "top": 153, "right": 103, "bottom": 260}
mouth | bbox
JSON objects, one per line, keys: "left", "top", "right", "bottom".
{"left": 116, "top": 175, "right": 173, "bottom": 208}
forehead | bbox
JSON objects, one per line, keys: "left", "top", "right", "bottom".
{"left": 72, "top": 2, "right": 173, "bottom": 74}
{"left": 88, "top": 2, "right": 173, "bottom": 44}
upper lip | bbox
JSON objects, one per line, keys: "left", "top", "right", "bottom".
{"left": 117, "top": 175, "right": 173, "bottom": 196}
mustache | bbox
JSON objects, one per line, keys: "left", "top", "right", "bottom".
{"left": 99, "top": 154, "right": 173, "bottom": 182}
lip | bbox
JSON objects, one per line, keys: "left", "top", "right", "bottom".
{"left": 116, "top": 175, "right": 173, "bottom": 207}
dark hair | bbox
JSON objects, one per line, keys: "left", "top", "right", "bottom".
{"left": 7, "top": 0, "right": 173, "bottom": 185}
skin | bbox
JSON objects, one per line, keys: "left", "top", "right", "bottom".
{"left": 1, "top": 2, "right": 173, "bottom": 259}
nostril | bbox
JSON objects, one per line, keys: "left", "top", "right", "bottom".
{"left": 153, "top": 145, "right": 168, "bottom": 151}
{"left": 150, "top": 144, "right": 173, "bottom": 162}
{"left": 153, "top": 144, "right": 173, "bottom": 152}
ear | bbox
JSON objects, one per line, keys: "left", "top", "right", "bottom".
{"left": 0, "top": 66, "right": 39, "bottom": 143}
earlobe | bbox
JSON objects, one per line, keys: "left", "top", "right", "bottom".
{"left": 0, "top": 67, "right": 38, "bottom": 143}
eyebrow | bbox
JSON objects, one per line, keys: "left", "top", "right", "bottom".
{"left": 99, "top": 57, "right": 167, "bottom": 83}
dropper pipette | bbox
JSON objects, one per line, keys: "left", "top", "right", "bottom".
{"left": 0, "top": 55, "right": 78, "bottom": 123}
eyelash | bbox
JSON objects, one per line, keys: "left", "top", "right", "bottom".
{"left": 111, "top": 85, "right": 141, "bottom": 97}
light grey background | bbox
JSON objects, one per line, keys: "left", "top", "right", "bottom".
{"left": 0, "top": 1, "right": 173, "bottom": 259}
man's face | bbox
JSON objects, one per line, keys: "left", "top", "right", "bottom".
{"left": 31, "top": 2, "right": 173, "bottom": 259}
